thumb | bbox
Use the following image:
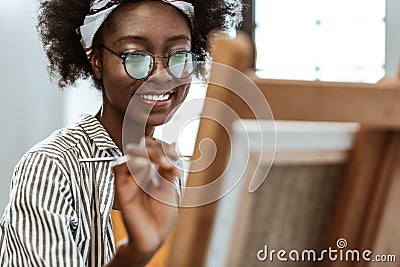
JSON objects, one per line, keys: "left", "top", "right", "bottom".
{"left": 112, "top": 159, "right": 130, "bottom": 176}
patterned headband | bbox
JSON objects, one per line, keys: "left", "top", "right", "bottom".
{"left": 78, "top": 0, "right": 195, "bottom": 59}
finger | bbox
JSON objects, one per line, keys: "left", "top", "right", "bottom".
{"left": 113, "top": 157, "right": 150, "bottom": 183}
{"left": 124, "top": 158, "right": 154, "bottom": 190}
{"left": 158, "top": 167, "right": 179, "bottom": 183}
{"left": 160, "top": 142, "right": 179, "bottom": 160}
{"left": 150, "top": 177, "right": 181, "bottom": 207}
{"left": 142, "top": 149, "right": 179, "bottom": 184}
{"left": 125, "top": 142, "right": 148, "bottom": 156}
{"left": 112, "top": 159, "right": 153, "bottom": 203}
{"left": 113, "top": 155, "right": 168, "bottom": 195}
{"left": 114, "top": 175, "right": 162, "bottom": 251}
{"left": 147, "top": 139, "right": 179, "bottom": 160}
{"left": 123, "top": 197, "right": 178, "bottom": 252}
{"left": 115, "top": 176, "right": 178, "bottom": 251}
{"left": 112, "top": 160, "right": 130, "bottom": 176}
{"left": 126, "top": 144, "right": 175, "bottom": 171}
{"left": 114, "top": 162, "right": 177, "bottom": 207}
{"left": 127, "top": 139, "right": 179, "bottom": 165}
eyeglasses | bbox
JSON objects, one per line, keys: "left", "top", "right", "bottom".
{"left": 101, "top": 45, "right": 198, "bottom": 80}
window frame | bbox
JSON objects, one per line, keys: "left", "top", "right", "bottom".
{"left": 240, "top": 0, "right": 400, "bottom": 80}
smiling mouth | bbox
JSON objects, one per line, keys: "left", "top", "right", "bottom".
{"left": 135, "top": 91, "right": 176, "bottom": 105}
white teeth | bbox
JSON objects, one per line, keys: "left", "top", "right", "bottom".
{"left": 139, "top": 94, "right": 171, "bottom": 101}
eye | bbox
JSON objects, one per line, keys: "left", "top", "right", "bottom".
{"left": 124, "top": 51, "right": 154, "bottom": 80}
{"left": 168, "top": 51, "right": 198, "bottom": 79}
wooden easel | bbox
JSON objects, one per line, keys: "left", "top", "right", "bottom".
{"left": 168, "top": 32, "right": 400, "bottom": 267}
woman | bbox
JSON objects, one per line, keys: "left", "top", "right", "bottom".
{"left": 0, "top": 0, "right": 243, "bottom": 266}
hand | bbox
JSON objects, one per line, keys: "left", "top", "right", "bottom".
{"left": 107, "top": 138, "right": 180, "bottom": 266}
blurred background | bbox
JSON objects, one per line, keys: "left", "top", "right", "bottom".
{"left": 1, "top": 0, "right": 399, "bottom": 218}
{"left": 0, "top": 0, "right": 100, "bottom": 213}
{"left": 1, "top": 1, "right": 400, "bottom": 266}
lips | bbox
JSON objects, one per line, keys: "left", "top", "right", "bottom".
{"left": 138, "top": 92, "right": 175, "bottom": 101}
{"left": 134, "top": 90, "right": 176, "bottom": 106}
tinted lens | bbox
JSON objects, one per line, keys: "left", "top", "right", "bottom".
{"left": 168, "top": 52, "right": 196, "bottom": 79}
{"left": 125, "top": 52, "right": 152, "bottom": 79}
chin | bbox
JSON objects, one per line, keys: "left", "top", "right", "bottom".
{"left": 146, "top": 108, "right": 178, "bottom": 126}
{"left": 123, "top": 103, "right": 179, "bottom": 128}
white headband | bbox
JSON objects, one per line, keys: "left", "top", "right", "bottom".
{"left": 78, "top": 0, "right": 194, "bottom": 59}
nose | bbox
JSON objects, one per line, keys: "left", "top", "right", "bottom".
{"left": 147, "top": 56, "right": 172, "bottom": 83}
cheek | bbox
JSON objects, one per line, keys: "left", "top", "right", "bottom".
{"left": 176, "top": 84, "right": 190, "bottom": 103}
{"left": 101, "top": 59, "right": 143, "bottom": 111}
{"left": 101, "top": 58, "right": 129, "bottom": 88}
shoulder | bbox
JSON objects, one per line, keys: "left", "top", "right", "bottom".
{"left": 16, "top": 114, "right": 97, "bottom": 173}
{"left": 25, "top": 124, "right": 86, "bottom": 162}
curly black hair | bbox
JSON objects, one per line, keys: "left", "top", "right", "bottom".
{"left": 37, "top": 0, "right": 244, "bottom": 89}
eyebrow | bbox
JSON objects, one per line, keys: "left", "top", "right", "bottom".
{"left": 113, "top": 34, "right": 191, "bottom": 45}
{"left": 113, "top": 35, "right": 148, "bottom": 45}
{"left": 166, "top": 35, "right": 191, "bottom": 43}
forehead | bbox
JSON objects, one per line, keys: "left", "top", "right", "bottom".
{"left": 103, "top": 1, "right": 192, "bottom": 45}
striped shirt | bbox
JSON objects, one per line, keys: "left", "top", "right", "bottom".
{"left": 0, "top": 114, "right": 122, "bottom": 266}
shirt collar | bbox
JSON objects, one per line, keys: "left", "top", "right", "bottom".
{"left": 78, "top": 114, "right": 122, "bottom": 154}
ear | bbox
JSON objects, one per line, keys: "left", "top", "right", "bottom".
{"left": 91, "top": 50, "right": 102, "bottom": 80}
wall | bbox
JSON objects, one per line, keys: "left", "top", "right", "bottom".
{"left": 386, "top": 0, "right": 400, "bottom": 77}
{"left": 0, "top": 0, "right": 64, "bottom": 212}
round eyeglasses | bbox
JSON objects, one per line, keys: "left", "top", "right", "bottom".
{"left": 101, "top": 45, "right": 198, "bottom": 80}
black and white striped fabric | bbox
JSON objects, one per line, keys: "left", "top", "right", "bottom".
{"left": 0, "top": 114, "right": 122, "bottom": 266}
